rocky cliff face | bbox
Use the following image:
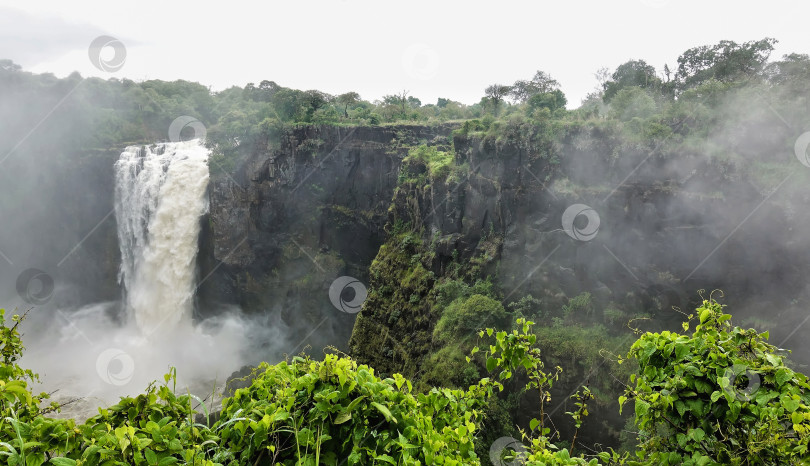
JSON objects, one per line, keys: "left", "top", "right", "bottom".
{"left": 39, "top": 123, "right": 807, "bottom": 372}
{"left": 343, "top": 120, "right": 810, "bottom": 451}
{"left": 198, "top": 124, "right": 456, "bottom": 352}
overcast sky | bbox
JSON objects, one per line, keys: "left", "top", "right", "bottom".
{"left": 1, "top": 0, "right": 809, "bottom": 108}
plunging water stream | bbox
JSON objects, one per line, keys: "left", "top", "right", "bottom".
{"left": 114, "top": 140, "right": 210, "bottom": 334}
{"left": 19, "top": 139, "right": 261, "bottom": 420}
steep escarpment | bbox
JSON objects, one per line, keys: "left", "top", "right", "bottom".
{"left": 347, "top": 116, "right": 810, "bottom": 450}
{"left": 198, "top": 124, "right": 456, "bottom": 351}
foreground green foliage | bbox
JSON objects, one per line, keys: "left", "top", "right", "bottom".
{"left": 620, "top": 297, "right": 810, "bottom": 465}
{"left": 1, "top": 297, "right": 808, "bottom": 465}
{"left": 0, "top": 308, "right": 497, "bottom": 465}
{"left": 214, "top": 354, "right": 495, "bottom": 465}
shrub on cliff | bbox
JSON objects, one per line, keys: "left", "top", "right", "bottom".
{"left": 401, "top": 144, "right": 455, "bottom": 182}
{"left": 433, "top": 294, "right": 508, "bottom": 343}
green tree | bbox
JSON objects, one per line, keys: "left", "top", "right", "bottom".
{"left": 674, "top": 38, "right": 777, "bottom": 91}
{"left": 336, "top": 91, "right": 360, "bottom": 117}
{"left": 527, "top": 89, "right": 567, "bottom": 113}
{"left": 603, "top": 59, "right": 661, "bottom": 102}
{"left": 381, "top": 90, "right": 410, "bottom": 120}
{"left": 608, "top": 87, "right": 657, "bottom": 121}
{"left": 766, "top": 53, "right": 810, "bottom": 87}
{"left": 485, "top": 84, "right": 512, "bottom": 115}
{"left": 511, "top": 70, "right": 561, "bottom": 103}
{"left": 302, "top": 89, "right": 331, "bottom": 122}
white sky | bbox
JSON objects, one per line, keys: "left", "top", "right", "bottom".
{"left": 1, "top": 0, "right": 809, "bottom": 108}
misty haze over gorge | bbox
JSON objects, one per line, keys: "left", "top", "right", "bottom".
{"left": 2, "top": 1, "right": 810, "bottom": 465}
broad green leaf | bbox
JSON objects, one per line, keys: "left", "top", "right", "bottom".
{"left": 776, "top": 368, "right": 792, "bottom": 387}
{"left": 782, "top": 396, "right": 800, "bottom": 413}
{"left": 374, "top": 454, "right": 396, "bottom": 464}
{"left": 371, "top": 402, "right": 397, "bottom": 424}
{"left": 674, "top": 343, "right": 689, "bottom": 361}
{"left": 145, "top": 449, "right": 157, "bottom": 465}
{"left": 529, "top": 418, "right": 540, "bottom": 431}
{"left": 49, "top": 459, "right": 77, "bottom": 466}
{"left": 346, "top": 395, "right": 366, "bottom": 412}
{"left": 486, "top": 357, "right": 497, "bottom": 373}
{"left": 635, "top": 399, "right": 649, "bottom": 418}
{"left": 689, "top": 427, "right": 705, "bottom": 442}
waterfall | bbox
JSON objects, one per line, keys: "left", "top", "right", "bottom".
{"left": 114, "top": 139, "right": 210, "bottom": 334}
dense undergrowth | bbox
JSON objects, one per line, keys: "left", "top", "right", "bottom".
{"left": 2, "top": 296, "right": 809, "bottom": 465}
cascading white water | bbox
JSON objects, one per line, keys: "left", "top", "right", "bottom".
{"left": 114, "top": 139, "right": 210, "bottom": 334}
{"left": 18, "top": 138, "right": 283, "bottom": 421}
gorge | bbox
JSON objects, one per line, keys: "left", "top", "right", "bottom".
{"left": 2, "top": 39, "right": 810, "bottom": 462}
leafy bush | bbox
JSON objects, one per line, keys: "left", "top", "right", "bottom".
{"left": 620, "top": 298, "right": 810, "bottom": 464}
{"left": 562, "top": 292, "right": 594, "bottom": 322}
{"left": 527, "top": 90, "right": 568, "bottom": 113}
{"left": 433, "top": 294, "right": 508, "bottom": 342}
{"left": 470, "top": 319, "right": 598, "bottom": 465}
{"left": 608, "top": 88, "right": 658, "bottom": 121}
{"left": 403, "top": 145, "right": 455, "bottom": 181}
{"left": 215, "top": 353, "right": 494, "bottom": 465}
{"left": 422, "top": 346, "right": 481, "bottom": 389}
